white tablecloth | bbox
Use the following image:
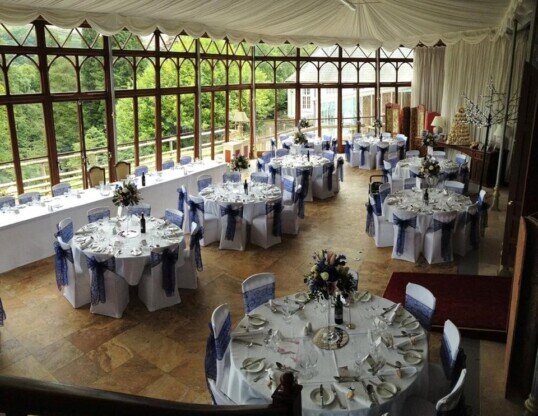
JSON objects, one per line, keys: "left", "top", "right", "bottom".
{"left": 200, "top": 182, "right": 282, "bottom": 224}
{"left": 269, "top": 155, "right": 329, "bottom": 180}
{"left": 282, "top": 138, "right": 324, "bottom": 154}
{"left": 226, "top": 294, "right": 428, "bottom": 416}
{"left": 383, "top": 189, "right": 473, "bottom": 234}
{"left": 72, "top": 217, "right": 185, "bottom": 286}
{"left": 393, "top": 158, "right": 459, "bottom": 180}
{"left": 0, "top": 160, "right": 227, "bottom": 273}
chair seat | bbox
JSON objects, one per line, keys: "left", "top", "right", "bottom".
{"left": 428, "top": 363, "right": 451, "bottom": 403}
{"left": 401, "top": 395, "right": 436, "bottom": 416}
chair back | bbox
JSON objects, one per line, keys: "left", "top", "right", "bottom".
{"left": 369, "top": 194, "right": 382, "bottom": 216}
{"left": 378, "top": 183, "right": 391, "bottom": 205}
{"left": 0, "top": 196, "right": 16, "bottom": 208}
{"left": 436, "top": 369, "right": 467, "bottom": 414}
{"left": 88, "top": 166, "right": 106, "bottom": 187}
{"left": 127, "top": 203, "right": 151, "bottom": 217}
{"left": 219, "top": 203, "right": 243, "bottom": 241}
{"left": 56, "top": 218, "right": 74, "bottom": 243}
{"left": 276, "top": 148, "right": 289, "bottom": 157}
{"left": 134, "top": 166, "right": 148, "bottom": 177}
{"left": 433, "top": 150, "right": 446, "bottom": 160}
{"left": 383, "top": 160, "right": 392, "bottom": 175}
{"left": 322, "top": 150, "right": 335, "bottom": 162}
{"left": 197, "top": 174, "right": 212, "bottom": 192}
{"left": 179, "top": 155, "right": 192, "bottom": 165}
{"left": 382, "top": 132, "right": 391, "bottom": 138}
{"left": 251, "top": 172, "right": 269, "bottom": 184}
{"left": 261, "top": 151, "right": 272, "bottom": 164}
{"left": 115, "top": 161, "right": 131, "bottom": 181}
{"left": 455, "top": 154, "right": 467, "bottom": 166}
{"left": 281, "top": 175, "right": 296, "bottom": 204}
{"left": 18, "top": 192, "right": 40, "bottom": 205}
{"left": 188, "top": 195, "right": 205, "bottom": 226}
{"left": 52, "top": 182, "right": 71, "bottom": 197}
{"left": 87, "top": 207, "right": 111, "bottom": 223}
{"left": 177, "top": 185, "right": 187, "bottom": 214}
{"left": 164, "top": 208, "right": 184, "bottom": 229}
{"left": 223, "top": 171, "right": 241, "bottom": 183}
{"left": 242, "top": 273, "right": 276, "bottom": 314}
{"left": 162, "top": 160, "right": 174, "bottom": 170}
{"left": 406, "top": 150, "right": 420, "bottom": 158}
{"left": 405, "top": 282, "right": 436, "bottom": 330}
{"left": 190, "top": 221, "right": 204, "bottom": 271}
{"left": 444, "top": 181, "right": 464, "bottom": 194}
{"left": 432, "top": 211, "right": 458, "bottom": 262}
{"left": 210, "top": 303, "right": 232, "bottom": 392}
{"left": 404, "top": 177, "right": 415, "bottom": 189}
{"left": 149, "top": 244, "right": 179, "bottom": 296}
{"left": 441, "top": 319, "right": 462, "bottom": 380}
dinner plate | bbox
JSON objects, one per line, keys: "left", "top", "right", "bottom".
{"left": 356, "top": 291, "right": 372, "bottom": 302}
{"left": 248, "top": 314, "right": 268, "bottom": 327}
{"left": 242, "top": 358, "right": 265, "bottom": 373}
{"left": 130, "top": 248, "right": 143, "bottom": 256}
{"left": 375, "top": 382, "right": 398, "bottom": 399}
{"left": 294, "top": 292, "right": 309, "bottom": 303}
{"left": 310, "top": 387, "right": 335, "bottom": 407}
{"left": 400, "top": 320, "right": 419, "bottom": 330}
{"left": 403, "top": 350, "right": 423, "bottom": 365}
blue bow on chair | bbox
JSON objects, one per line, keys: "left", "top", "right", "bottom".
{"left": 256, "top": 159, "right": 263, "bottom": 172}
{"left": 359, "top": 145, "right": 369, "bottom": 166}
{"left": 269, "top": 165, "right": 281, "bottom": 185}
{"left": 393, "top": 215, "right": 417, "bottom": 256}
{"left": 220, "top": 205, "right": 242, "bottom": 241}
{"left": 188, "top": 200, "right": 204, "bottom": 225}
{"left": 344, "top": 141, "right": 351, "bottom": 162}
{"left": 398, "top": 144, "right": 405, "bottom": 160}
{"left": 177, "top": 188, "right": 186, "bottom": 214}
{"left": 190, "top": 226, "right": 204, "bottom": 271}
{"left": 337, "top": 157, "right": 344, "bottom": 182}
{"left": 267, "top": 201, "right": 284, "bottom": 237}
{"left": 0, "top": 298, "right": 5, "bottom": 326}
{"left": 478, "top": 201, "right": 489, "bottom": 237}
{"left": 378, "top": 146, "right": 388, "bottom": 165}
{"left": 87, "top": 256, "right": 116, "bottom": 306}
{"left": 433, "top": 219, "right": 455, "bottom": 262}
{"left": 324, "top": 164, "right": 334, "bottom": 191}
{"left": 467, "top": 212, "right": 480, "bottom": 249}
{"left": 365, "top": 202, "right": 375, "bottom": 237}
{"left": 54, "top": 241, "right": 74, "bottom": 290}
{"left": 151, "top": 247, "right": 179, "bottom": 297}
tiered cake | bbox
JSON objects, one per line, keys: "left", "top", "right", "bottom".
{"left": 447, "top": 107, "right": 472, "bottom": 145}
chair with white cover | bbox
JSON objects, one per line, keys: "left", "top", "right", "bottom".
{"left": 391, "top": 210, "right": 421, "bottom": 262}
{"left": 251, "top": 171, "right": 269, "bottom": 184}
{"left": 406, "top": 150, "right": 420, "bottom": 158}
{"left": 218, "top": 204, "right": 247, "bottom": 251}
{"left": 478, "top": 189, "right": 489, "bottom": 237}
{"left": 268, "top": 165, "right": 282, "bottom": 188}
{"left": 423, "top": 211, "right": 458, "bottom": 264}
{"left": 427, "top": 320, "right": 466, "bottom": 402}
{"left": 401, "top": 369, "right": 467, "bottom": 416}
{"left": 176, "top": 221, "right": 203, "bottom": 289}
{"left": 405, "top": 283, "right": 436, "bottom": 331}
{"left": 382, "top": 132, "right": 391, "bottom": 139}
{"left": 409, "top": 165, "right": 421, "bottom": 178}
{"left": 134, "top": 165, "right": 148, "bottom": 177}
{"left": 404, "top": 177, "right": 416, "bottom": 190}
{"left": 444, "top": 181, "right": 464, "bottom": 195}
{"left": 52, "top": 182, "right": 71, "bottom": 197}
{"left": 197, "top": 174, "right": 212, "bottom": 193}
{"left": 332, "top": 157, "right": 344, "bottom": 193}
{"left": 276, "top": 148, "right": 289, "bottom": 157}
{"left": 433, "top": 150, "right": 446, "bottom": 160}
{"left": 455, "top": 153, "right": 467, "bottom": 166}
{"left": 281, "top": 185, "right": 302, "bottom": 235}
{"left": 187, "top": 195, "right": 219, "bottom": 246}
{"left": 179, "top": 155, "right": 192, "bottom": 165}
{"left": 177, "top": 185, "right": 187, "bottom": 217}
{"left": 138, "top": 244, "right": 181, "bottom": 312}
{"left": 378, "top": 183, "right": 391, "bottom": 216}
{"left": 281, "top": 175, "right": 296, "bottom": 206}
{"left": 18, "top": 192, "right": 40, "bottom": 205}
{"left": 356, "top": 141, "right": 374, "bottom": 169}
{"left": 453, "top": 204, "right": 480, "bottom": 257}
{"left": 85, "top": 254, "right": 129, "bottom": 318}
{"left": 313, "top": 162, "right": 335, "bottom": 200}
{"left": 251, "top": 199, "right": 283, "bottom": 249}
{"left": 376, "top": 142, "right": 390, "bottom": 170}
{"left": 344, "top": 139, "right": 352, "bottom": 162}
{"left": 162, "top": 160, "right": 174, "bottom": 170}
{"left": 322, "top": 150, "right": 335, "bottom": 162}
{"left": 369, "top": 194, "right": 393, "bottom": 247}
{"left": 223, "top": 171, "right": 241, "bottom": 183}
{"left": 257, "top": 151, "right": 272, "bottom": 172}
{"left": 242, "top": 273, "right": 275, "bottom": 314}
{"left": 0, "top": 195, "right": 15, "bottom": 208}
{"left": 87, "top": 207, "right": 110, "bottom": 223}
{"left": 164, "top": 208, "right": 184, "bottom": 229}
{"left": 127, "top": 203, "right": 151, "bottom": 217}
{"left": 54, "top": 219, "right": 90, "bottom": 308}
{"left": 205, "top": 304, "right": 235, "bottom": 405}
{"left": 296, "top": 166, "right": 313, "bottom": 202}
{"left": 396, "top": 140, "right": 407, "bottom": 160}
{"left": 383, "top": 160, "right": 393, "bottom": 183}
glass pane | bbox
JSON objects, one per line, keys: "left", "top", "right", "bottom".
{"left": 299, "top": 62, "right": 318, "bottom": 83}
{"left": 200, "top": 92, "right": 212, "bottom": 158}
{"left": 214, "top": 61, "right": 226, "bottom": 86}
{"left": 113, "top": 58, "right": 134, "bottom": 90}
{"left": 138, "top": 97, "right": 156, "bottom": 171}
{"left": 342, "top": 88, "right": 358, "bottom": 137}
{"left": 0, "top": 106, "right": 16, "bottom": 196}
{"left": 180, "top": 94, "right": 195, "bottom": 158}
{"left": 48, "top": 56, "right": 77, "bottom": 93}
{"left": 241, "top": 90, "right": 252, "bottom": 142}
{"left": 80, "top": 57, "right": 105, "bottom": 91}
{"left": 161, "top": 95, "right": 177, "bottom": 162}
{"left": 161, "top": 58, "right": 178, "bottom": 88}
{"left": 300, "top": 88, "right": 318, "bottom": 134}
{"left": 398, "top": 63, "right": 413, "bottom": 83}
{"left": 115, "top": 98, "right": 135, "bottom": 164}
{"left": 53, "top": 102, "right": 83, "bottom": 189}
{"left": 276, "top": 88, "right": 295, "bottom": 141}
{"left": 359, "top": 63, "right": 376, "bottom": 83}
{"left": 359, "top": 88, "right": 375, "bottom": 132}
{"left": 341, "top": 63, "right": 357, "bottom": 83}
{"left": 82, "top": 100, "right": 109, "bottom": 181}
{"left": 214, "top": 91, "right": 226, "bottom": 156}
{"left": 380, "top": 63, "right": 396, "bottom": 83}
{"left": 229, "top": 61, "right": 240, "bottom": 85}
{"left": 8, "top": 55, "right": 41, "bottom": 94}
{"left": 180, "top": 59, "right": 196, "bottom": 86}
{"left": 255, "top": 62, "right": 274, "bottom": 83}
{"left": 241, "top": 61, "right": 252, "bottom": 84}
{"left": 0, "top": 24, "right": 37, "bottom": 46}
{"left": 398, "top": 87, "right": 411, "bottom": 108}
{"left": 136, "top": 58, "right": 155, "bottom": 89}
{"left": 320, "top": 88, "right": 338, "bottom": 137}
{"left": 380, "top": 87, "right": 396, "bottom": 123}
{"left": 275, "top": 62, "right": 295, "bottom": 83}
{"left": 319, "top": 63, "right": 338, "bottom": 83}
{"left": 200, "top": 60, "right": 213, "bottom": 86}
{"left": 255, "top": 88, "right": 275, "bottom": 152}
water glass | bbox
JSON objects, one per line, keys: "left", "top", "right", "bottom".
{"left": 281, "top": 300, "right": 293, "bottom": 324}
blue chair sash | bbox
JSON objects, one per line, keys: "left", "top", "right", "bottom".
{"left": 190, "top": 226, "right": 204, "bottom": 271}
{"left": 87, "top": 256, "right": 116, "bottom": 306}
{"left": 266, "top": 201, "right": 284, "bottom": 237}
{"left": 283, "top": 178, "right": 295, "bottom": 194}
{"left": 269, "top": 165, "right": 281, "bottom": 185}
{"left": 337, "top": 157, "right": 344, "bottom": 182}
{"left": 180, "top": 155, "right": 192, "bottom": 165}
{"left": 478, "top": 200, "right": 489, "bottom": 236}
{"left": 433, "top": 219, "right": 455, "bottom": 262}
{"left": 393, "top": 215, "right": 417, "bottom": 256}
{"left": 446, "top": 171, "right": 458, "bottom": 180}
{"left": 296, "top": 168, "right": 311, "bottom": 219}
{"left": 372, "top": 194, "right": 382, "bottom": 216}
{"left": 55, "top": 222, "right": 74, "bottom": 243}
{"left": 359, "top": 145, "right": 369, "bottom": 166}
{"left": 88, "top": 209, "right": 110, "bottom": 223}
{"left": 378, "top": 146, "right": 388, "bottom": 162}
{"left": 188, "top": 200, "right": 204, "bottom": 225}
{"left": 283, "top": 142, "right": 290, "bottom": 150}
{"left": 198, "top": 177, "right": 212, "bottom": 192}
{"left": 382, "top": 167, "right": 391, "bottom": 182}
{"left": 398, "top": 144, "right": 405, "bottom": 160}
{"left": 405, "top": 293, "right": 434, "bottom": 331}
{"left": 151, "top": 247, "right": 179, "bottom": 297}
{"left": 205, "top": 323, "right": 217, "bottom": 384}
{"left": 379, "top": 188, "right": 390, "bottom": 205}
{"left": 177, "top": 188, "right": 186, "bottom": 214}
{"left": 54, "top": 241, "right": 74, "bottom": 290}
{"left": 344, "top": 141, "right": 351, "bottom": 162}
{"left": 440, "top": 335, "right": 458, "bottom": 380}
{"left": 365, "top": 202, "right": 375, "bottom": 237}
{"left": 256, "top": 159, "right": 263, "bottom": 172}
{"left": 324, "top": 164, "right": 334, "bottom": 191}
{"left": 215, "top": 314, "right": 232, "bottom": 360}
{"left": 467, "top": 212, "right": 480, "bottom": 248}
{"left": 165, "top": 210, "right": 184, "bottom": 229}
{"left": 0, "top": 298, "right": 5, "bottom": 326}
{"left": 243, "top": 282, "right": 275, "bottom": 313}
{"left": 220, "top": 205, "right": 242, "bottom": 241}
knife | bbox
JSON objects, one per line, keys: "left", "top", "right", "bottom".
{"left": 240, "top": 358, "right": 265, "bottom": 370}
{"left": 320, "top": 384, "right": 324, "bottom": 407}
{"left": 233, "top": 338, "right": 263, "bottom": 346}
{"left": 380, "top": 303, "right": 397, "bottom": 317}
{"left": 360, "top": 381, "right": 375, "bottom": 408}
{"left": 334, "top": 376, "right": 361, "bottom": 382}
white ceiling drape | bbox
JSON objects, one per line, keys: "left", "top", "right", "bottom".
{"left": 0, "top": 0, "right": 528, "bottom": 48}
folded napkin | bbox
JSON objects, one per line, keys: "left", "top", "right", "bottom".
{"left": 377, "top": 366, "right": 417, "bottom": 378}
{"left": 395, "top": 332, "right": 425, "bottom": 349}
{"left": 333, "top": 382, "right": 371, "bottom": 408}
{"left": 384, "top": 303, "right": 401, "bottom": 325}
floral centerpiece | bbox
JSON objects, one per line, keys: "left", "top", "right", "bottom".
{"left": 419, "top": 155, "right": 440, "bottom": 188}
{"left": 373, "top": 118, "right": 383, "bottom": 136}
{"left": 294, "top": 130, "right": 308, "bottom": 146}
{"left": 422, "top": 131, "right": 438, "bottom": 147}
{"left": 298, "top": 118, "right": 311, "bottom": 130}
{"left": 230, "top": 154, "right": 249, "bottom": 171}
{"left": 112, "top": 182, "right": 141, "bottom": 208}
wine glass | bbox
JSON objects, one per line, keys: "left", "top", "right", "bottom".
{"left": 281, "top": 299, "right": 293, "bottom": 324}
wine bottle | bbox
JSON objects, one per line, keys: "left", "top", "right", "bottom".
{"left": 244, "top": 179, "right": 248, "bottom": 195}
{"left": 307, "top": 150, "right": 310, "bottom": 161}
{"left": 334, "top": 294, "right": 343, "bottom": 325}
{"left": 141, "top": 172, "right": 146, "bottom": 187}
{"left": 140, "top": 213, "right": 146, "bottom": 234}
{"left": 424, "top": 187, "right": 429, "bottom": 205}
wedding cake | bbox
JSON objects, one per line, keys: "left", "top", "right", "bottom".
{"left": 447, "top": 107, "right": 472, "bottom": 145}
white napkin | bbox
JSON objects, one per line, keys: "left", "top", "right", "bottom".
{"left": 267, "top": 368, "right": 284, "bottom": 392}
{"left": 377, "top": 366, "right": 418, "bottom": 378}
{"left": 395, "top": 332, "right": 425, "bottom": 349}
{"left": 385, "top": 303, "right": 401, "bottom": 325}
{"left": 333, "top": 383, "right": 371, "bottom": 408}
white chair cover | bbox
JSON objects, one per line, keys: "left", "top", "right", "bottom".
{"left": 391, "top": 209, "right": 421, "bottom": 262}
{"left": 406, "top": 150, "right": 420, "bottom": 158}
{"left": 405, "top": 283, "right": 436, "bottom": 330}
{"left": 250, "top": 199, "right": 282, "bottom": 249}
{"left": 423, "top": 211, "right": 458, "bottom": 264}
{"left": 433, "top": 151, "right": 446, "bottom": 160}
{"left": 354, "top": 141, "right": 374, "bottom": 169}
{"left": 281, "top": 175, "right": 296, "bottom": 206}
{"left": 218, "top": 203, "right": 247, "bottom": 251}
{"left": 404, "top": 177, "right": 416, "bottom": 189}
{"left": 453, "top": 204, "right": 480, "bottom": 257}
{"left": 56, "top": 236, "right": 90, "bottom": 308}
{"left": 87, "top": 207, "right": 111, "bottom": 223}
{"left": 444, "top": 181, "right": 464, "bottom": 195}
{"left": 138, "top": 244, "right": 181, "bottom": 312}
{"left": 242, "top": 273, "right": 275, "bottom": 314}
{"left": 176, "top": 221, "right": 202, "bottom": 289}
{"left": 197, "top": 174, "right": 213, "bottom": 193}
{"left": 376, "top": 142, "right": 390, "bottom": 170}
{"left": 313, "top": 162, "right": 335, "bottom": 200}
{"left": 370, "top": 195, "right": 394, "bottom": 248}
{"left": 188, "top": 195, "right": 219, "bottom": 246}
{"left": 281, "top": 186, "right": 301, "bottom": 235}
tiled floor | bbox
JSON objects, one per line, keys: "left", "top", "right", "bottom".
{"left": 0, "top": 163, "right": 523, "bottom": 414}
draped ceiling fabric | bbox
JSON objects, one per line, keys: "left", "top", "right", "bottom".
{"left": 0, "top": 0, "right": 526, "bottom": 49}
{"left": 411, "top": 46, "right": 445, "bottom": 113}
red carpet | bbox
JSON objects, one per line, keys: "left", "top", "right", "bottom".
{"left": 383, "top": 272, "right": 512, "bottom": 342}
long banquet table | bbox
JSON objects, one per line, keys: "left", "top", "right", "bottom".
{"left": 0, "top": 160, "right": 227, "bottom": 274}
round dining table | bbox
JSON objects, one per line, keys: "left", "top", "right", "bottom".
{"left": 200, "top": 182, "right": 282, "bottom": 224}
{"left": 393, "top": 157, "right": 459, "bottom": 180}
{"left": 269, "top": 154, "right": 330, "bottom": 179}
{"left": 72, "top": 216, "right": 185, "bottom": 285}
{"left": 225, "top": 293, "right": 429, "bottom": 416}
